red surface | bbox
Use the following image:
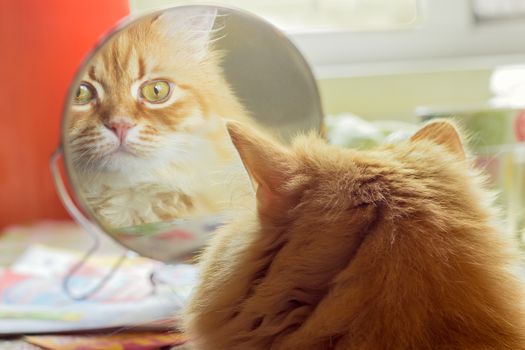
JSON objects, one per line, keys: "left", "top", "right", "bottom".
{"left": 0, "top": 0, "right": 129, "bottom": 228}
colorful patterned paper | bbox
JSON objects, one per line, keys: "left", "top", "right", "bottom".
{"left": 25, "top": 332, "right": 186, "bottom": 350}
{"left": 0, "top": 245, "right": 197, "bottom": 334}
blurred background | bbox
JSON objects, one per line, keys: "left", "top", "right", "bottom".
{"left": 129, "top": 0, "right": 525, "bottom": 120}
{"left": 1, "top": 0, "right": 525, "bottom": 237}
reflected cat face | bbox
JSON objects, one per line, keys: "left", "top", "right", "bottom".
{"left": 67, "top": 8, "right": 242, "bottom": 174}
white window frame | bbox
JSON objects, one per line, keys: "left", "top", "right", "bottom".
{"left": 288, "top": 0, "right": 525, "bottom": 78}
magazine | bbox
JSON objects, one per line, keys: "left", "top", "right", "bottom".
{"left": 0, "top": 245, "right": 197, "bottom": 334}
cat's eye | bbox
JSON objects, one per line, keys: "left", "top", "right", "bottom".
{"left": 140, "top": 80, "right": 171, "bottom": 103}
{"left": 73, "top": 82, "right": 96, "bottom": 105}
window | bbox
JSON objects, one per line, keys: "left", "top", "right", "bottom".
{"left": 130, "top": 0, "right": 525, "bottom": 78}
{"left": 134, "top": 0, "right": 419, "bottom": 32}
{"left": 254, "top": 0, "right": 418, "bottom": 32}
{"left": 473, "top": 0, "right": 525, "bottom": 21}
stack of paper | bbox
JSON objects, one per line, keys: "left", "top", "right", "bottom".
{"left": 0, "top": 245, "right": 197, "bottom": 334}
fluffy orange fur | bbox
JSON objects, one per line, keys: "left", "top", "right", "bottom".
{"left": 184, "top": 120, "right": 525, "bottom": 349}
{"left": 66, "top": 8, "right": 254, "bottom": 228}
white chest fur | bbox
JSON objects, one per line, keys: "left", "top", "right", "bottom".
{"left": 74, "top": 126, "right": 253, "bottom": 228}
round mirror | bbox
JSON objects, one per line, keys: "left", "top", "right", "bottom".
{"left": 59, "top": 5, "right": 323, "bottom": 262}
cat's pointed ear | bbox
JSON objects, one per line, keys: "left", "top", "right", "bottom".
{"left": 226, "top": 121, "right": 295, "bottom": 213}
{"left": 153, "top": 7, "right": 217, "bottom": 59}
{"left": 410, "top": 120, "right": 465, "bottom": 159}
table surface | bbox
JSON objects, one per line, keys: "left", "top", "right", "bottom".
{"left": 0, "top": 221, "right": 122, "bottom": 266}
{"left": 0, "top": 340, "right": 39, "bottom": 349}
{"left": 0, "top": 221, "right": 128, "bottom": 349}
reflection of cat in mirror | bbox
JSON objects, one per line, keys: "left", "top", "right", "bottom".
{"left": 184, "top": 121, "right": 525, "bottom": 349}
{"left": 67, "top": 8, "right": 254, "bottom": 228}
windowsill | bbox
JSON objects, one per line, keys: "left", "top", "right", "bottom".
{"left": 310, "top": 53, "right": 525, "bottom": 79}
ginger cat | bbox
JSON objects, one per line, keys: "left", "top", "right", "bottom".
{"left": 184, "top": 120, "right": 525, "bottom": 349}
{"left": 66, "top": 7, "right": 253, "bottom": 228}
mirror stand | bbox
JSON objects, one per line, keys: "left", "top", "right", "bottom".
{"left": 51, "top": 149, "right": 131, "bottom": 300}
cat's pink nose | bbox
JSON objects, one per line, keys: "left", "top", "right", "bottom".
{"left": 105, "top": 121, "right": 135, "bottom": 142}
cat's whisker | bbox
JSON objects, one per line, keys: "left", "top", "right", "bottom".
{"left": 127, "top": 141, "right": 157, "bottom": 149}
{"left": 208, "top": 33, "right": 227, "bottom": 45}
{"left": 72, "top": 148, "right": 98, "bottom": 164}
{"left": 70, "top": 135, "right": 104, "bottom": 144}
{"left": 71, "top": 139, "right": 104, "bottom": 149}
